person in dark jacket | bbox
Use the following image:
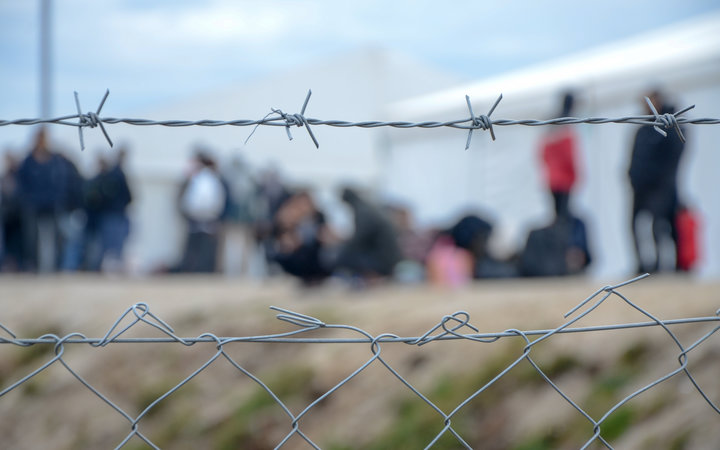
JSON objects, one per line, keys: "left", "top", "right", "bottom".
{"left": 628, "top": 90, "right": 685, "bottom": 273}
{"left": 449, "top": 214, "right": 519, "bottom": 279}
{"left": 519, "top": 214, "right": 591, "bottom": 277}
{"left": 1, "top": 153, "right": 23, "bottom": 271}
{"left": 334, "top": 187, "right": 401, "bottom": 279}
{"left": 16, "top": 128, "right": 67, "bottom": 272}
{"left": 56, "top": 151, "right": 86, "bottom": 271}
{"left": 83, "top": 149, "right": 132, "bottom": 272}
{"left": 270, "top": 190, "right": 332, "bottom": 285}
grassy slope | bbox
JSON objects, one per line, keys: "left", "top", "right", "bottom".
{"left": 0, "top": 275, "right": 718, "bottom": 449}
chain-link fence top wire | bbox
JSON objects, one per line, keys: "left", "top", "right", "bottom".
{"left": 1, "top": 89, "right": 719, "bottom": 150}
{"left": 1, "top": 274, "right": 719, "bottom": 449}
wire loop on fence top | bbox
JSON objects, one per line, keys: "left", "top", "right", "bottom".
{"left": 271, "top": 305, "right": 326, "bottom": 328}
{"left": 564, "top": 272, "right": 650, "bottom": 319}
{"left": 3, "top": 89, "right": 719, "bottom": 151}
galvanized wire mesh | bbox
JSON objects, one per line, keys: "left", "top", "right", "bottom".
{"left": 1, "top": 274, "right": 718, "bottom": 449}
{"left": 1, "top": 89, "right": 718, "bottom": 150}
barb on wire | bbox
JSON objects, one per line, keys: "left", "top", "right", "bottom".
{"left": 73, "top": 89, "right": 114, "bottom": 150}
{"left": 644, "top": 96, "right": 694, "bottom": 143}
{"left": 2, "top": 89, "right": 718, "bottom": 151}
{"left": 267, "top": 89, "right": 319, "bottom": 148}
{"left": 465, "top": 93, "right": 502, "bottom": 149}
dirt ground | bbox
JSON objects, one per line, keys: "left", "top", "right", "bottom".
{"left": 0, "top": 274, "right": 718, "bottom": 449}
{"left": 2, "top": 273, "right": 718, "bottom": 336}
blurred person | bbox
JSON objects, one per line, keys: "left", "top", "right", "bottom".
{"left": 16, "top": 128, "right": 69, "bottom": 272}
{"left": 520, "top": 91, "right": 592, "bottom": 277}
{"left": 83, "top": 156, "right": 105, "bottom": 270}
{"left": 256, "top": 166, "right": 290, "bottom": 224}
{"left": 426, "top": 214, "right": 517, "bottom": 285}
{"left": 269, "top": 190, "right": 333, "bottom": 286}
{"left": 100, "top": 147, "right": 133, "bottom": 273}
{"left": 385, "top": 204, "right": 434, "bottom": 283}
{"left": 628, "top": 90, "right": 686, "bottom": 273}
{"left": 333, "top": 187, "right": 401, "bottom": 282}
{"left": 1, "top": 153, "right": 23, "bottom": 270}
{"left": 220, "top": 154, "right": 259, "bottom": 277}
{"left": 426, "top": 231, "right": 473, "bottom": 287}
{"left": 540, "top": 91, "right": 579, "bottom": 219}
{"left": 83, "top": 148, "right": 132, "bottom": 272}
{"left": 451, "top": 214, "right": 518, "bottom": 279}
{"left": 175, "top": 149, "right": 229, "bottom": 273}
{"left": 55, "top": 149, "right": 86, "bottom": 271}
{"left": 253, "top": 166, "right": 291, "bottom": 275}
{"left": 519, "top": 213, "right": 591, "bottom": 277}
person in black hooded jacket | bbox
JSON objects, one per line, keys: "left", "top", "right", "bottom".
{"left": 628, "top": 90, "right": 685, "bottom": 273}
{"left": 335, "top": 187, "right": 401, "bottom": 278}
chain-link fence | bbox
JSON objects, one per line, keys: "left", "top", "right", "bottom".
{"left": 1, "top": 275, "right": 718, "bottom": 449}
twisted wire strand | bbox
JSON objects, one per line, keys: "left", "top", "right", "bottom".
{"left": 1, "top": 90, "right": 716, "bottom": 150}
{"left": 1, "top": 316, "right": 718, "bottom": 346}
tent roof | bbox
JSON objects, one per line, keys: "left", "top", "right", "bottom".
{"left": 388, "top": 12, "right": 720, "bottom": 119}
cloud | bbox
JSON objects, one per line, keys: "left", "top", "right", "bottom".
{"left": 109, "top": 1, "right": 302, "bottom": 45}
{"left": 1, "top": 0, "right": 717, "bottom": 118}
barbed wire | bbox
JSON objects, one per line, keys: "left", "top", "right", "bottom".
{"left": 1, "top": 274, "right": 719, "bottom": 449}
{"left": 1, "top": 89, "right": 718, "bottom": 150}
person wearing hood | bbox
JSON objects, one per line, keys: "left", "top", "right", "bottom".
{"left": 334, "top": 187, "right": 402, "bottom": 280}
{"left": 628, "top": 90, "right": 686, "bottom": 273}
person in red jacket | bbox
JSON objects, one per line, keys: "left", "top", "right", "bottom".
{"left": 540, "top": 92, "right": 578, "bottom": 219}
{"left": 524, "top": 91, "right": 592, "bottom": 276}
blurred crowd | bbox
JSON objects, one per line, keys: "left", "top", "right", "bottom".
{"left": 163, "top": 144, "right": 590, "bottom": 288}
{"left": 0, "top": 89, "right": 697, "bottom": 284}
{"left": 1, "top": 128, "right": 131, "bottom": 273}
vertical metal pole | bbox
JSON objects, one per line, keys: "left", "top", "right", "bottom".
{"left": 40, "top": 0, "right": 52, "bottom": 118}
{"left": 38, "top": 0, "right": 54, "bottom": 273}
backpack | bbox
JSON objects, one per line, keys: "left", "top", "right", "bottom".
{"left": 181, "top": 168, "right": 226, "bottom": 222}
{"left": 676, "top": 207, "right": 699, "bottom": 271}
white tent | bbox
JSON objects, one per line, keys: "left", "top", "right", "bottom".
{"left": 382, "top": 13, "right": 720, "bottom": 278}
{"left": 101, "top": 48, "right": 465, "bottom": 271}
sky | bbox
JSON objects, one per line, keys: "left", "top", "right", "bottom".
{"left": 1, "top": 0, "right": 718, "bottom": 129}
